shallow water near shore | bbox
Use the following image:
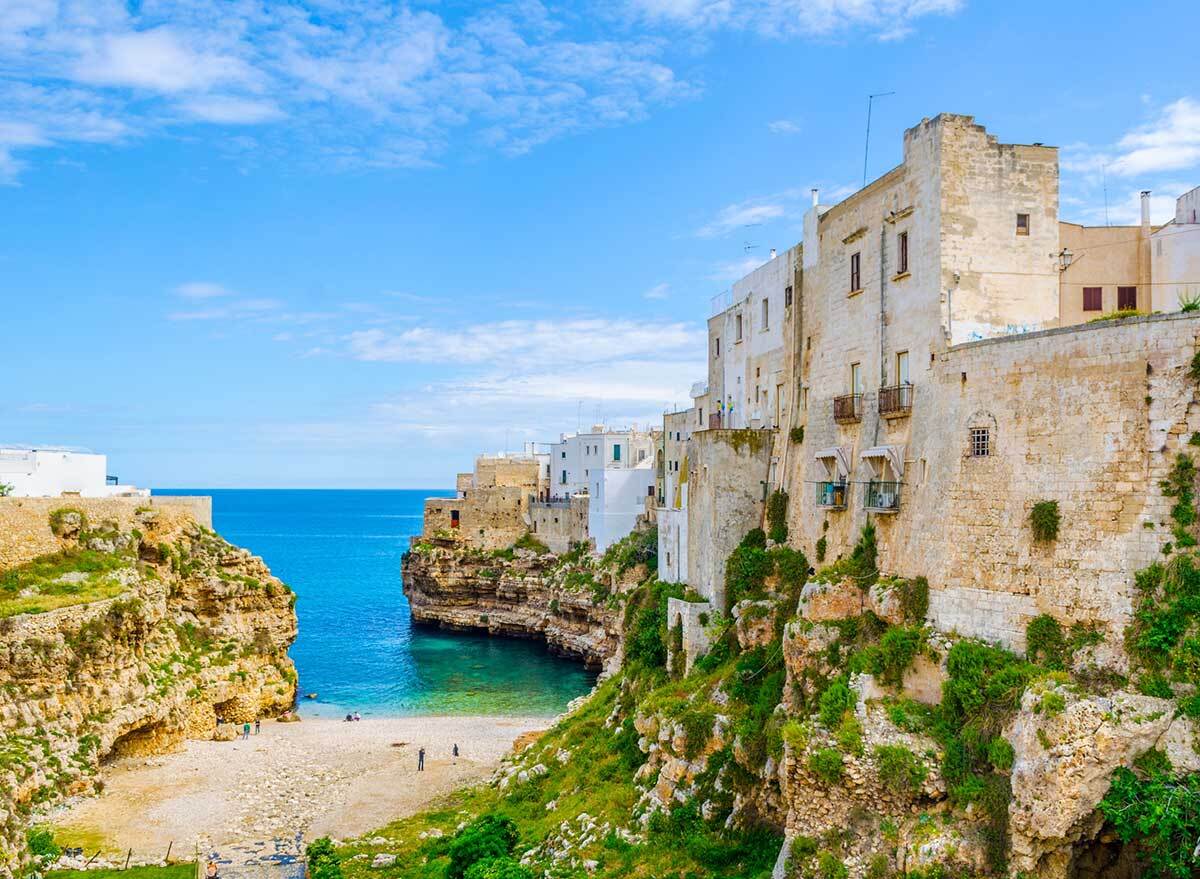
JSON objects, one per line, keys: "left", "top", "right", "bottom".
{"left": 156, "top": 488, "right": 596, "bottom": 717}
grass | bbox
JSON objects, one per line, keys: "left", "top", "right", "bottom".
{"left": 0, "top": 549, "right": 135, "bottom": 617}
{"left": 46, "top": 866, "right": 195, "bottom": 879}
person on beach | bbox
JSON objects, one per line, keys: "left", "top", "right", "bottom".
{"left": 206, "top": 862, "right": 218, "bottom": 879}
{"left": 254, "top": 719, "right": 261, "bottom": 735}
{"left": 417, "top": 747, "right": 425, "bottom": 771}
{"left": 242, "top": 721, "right": 250, "bottom": 740}
{"left": 353, "top": 711, "right": 361, "bottom": 721}
{"left": 452, "top": 743, "right": 459, "bottom": 761}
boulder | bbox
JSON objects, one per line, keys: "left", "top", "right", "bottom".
{"left": 800, "top": 577, "right": 863, "bottom": 622}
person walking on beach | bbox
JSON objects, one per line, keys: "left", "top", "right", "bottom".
{"left": 417, "top": 747, "right": 425, "bottom": 771}
{"left": 452, "top": 743, "right": 459, "bottom": 763}
{"left": 254, "top": 719, "right": 261, "bottom": 735}
{"left": 242, "top": 721, "right": 250, "bottom": 740}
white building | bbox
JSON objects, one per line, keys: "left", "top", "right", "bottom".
{"left": 547, "top": 426, "right": 658, "bottom": 552}
{"left": 1151, "top": 185, "right": 1200, "bottom": 312}
{"left": 707, "top": 246, "right": 795, "bottom": 430}
{"left": 0, "top": 448, "right": 147, "bottom": 498}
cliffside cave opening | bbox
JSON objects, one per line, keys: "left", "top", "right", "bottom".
{"left": 105, "top": 719, "right": 179, "bottom": 763}
{"left": 1068, "top": 829, "right": 1143, "bottom": 879}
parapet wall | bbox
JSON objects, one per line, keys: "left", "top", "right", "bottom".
{"left": 0, "top": 495, "right": 211, "bottom": 571}
{"left": 791, "top": 312, "right": 1200, "bottom": 650}
{"left": 530, "top": 496, "right": 589, "bottom": 554}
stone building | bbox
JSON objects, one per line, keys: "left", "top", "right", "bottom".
{"left": 668, "top": 113, "right": 1200, "bottom": 654}
{"left": 422, "top": 452, "right": 542, "bottom": 551}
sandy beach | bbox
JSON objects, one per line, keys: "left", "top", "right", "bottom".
{"left": 50, "top": 714, "right": 550, "bottom": 859}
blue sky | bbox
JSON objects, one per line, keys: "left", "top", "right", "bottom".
{"left": 3, "top": 0, "right": 1199, "bottom": 488}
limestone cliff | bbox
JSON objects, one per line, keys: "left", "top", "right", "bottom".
{"left": 0, "top": 504, "right": 297, "bottom": 873}
{"left": 402, "top": 537, "right": 638, "bottom": 672}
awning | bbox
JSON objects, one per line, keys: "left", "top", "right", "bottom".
{"left": 861, "top": 445, "right": 905, "bottom": 478}
{"left": 815, "top": 446, "right": 851, "bottom": 479}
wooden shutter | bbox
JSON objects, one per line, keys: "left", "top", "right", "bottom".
{"left": 1118, "top": 286, "right": 1137, "bottom": 310}
{"left": 1082, "top": 287, "right": 1102, "bottom": 312}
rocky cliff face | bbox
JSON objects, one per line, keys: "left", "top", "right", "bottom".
{"left": 402, "top": 538, "right": 634, "bottom": 672}
{"left": 0, "top": 507, "right": 297, "bottom": 873}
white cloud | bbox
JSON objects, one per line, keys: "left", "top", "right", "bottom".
{"left": 1109, "top": 98, "right": 1200, "bottom": 177}
{"left": 709, "top": 256, "right": 766, "bottom": 282}
{"left": 626, "top": 0, "right": 962, "bottom": 38}
{"left": 72, "top": 28, "right": 255, "bottom": 93}
{"left": 175, "top": 281, "right": 233, "bottom": 299}
{"left": 180, "top": 96, "right": 285, "bottom": 125}
{"left": 697, "top": 198, "right": 786, "bottom": 238}
{"left": 767, "top": 119, "right": 800, "bottom": 134}
{"left": 168, "top": 296, "right": 283, "bottom": 321}
{"left": 643, "top": 282, "right": 670, "bottom": 300}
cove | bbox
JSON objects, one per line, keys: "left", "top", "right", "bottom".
{"left": 156, "top": 488, "right": 597, "bottom": 717}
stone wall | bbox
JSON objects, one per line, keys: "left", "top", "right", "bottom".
{"left": 530, "top": 496, "right": 589, "bottom": 554}
{"left": 0, "top": 495, "right": 211, "bottom": 571}
{"left": 424, "top": 486, "right": 532, "bottom": 551}
{"left": 790, "top": 311, "right": 1200, "bottom": 650}
{"left": 687, "top": 429, "right": 774, "bottom": 609}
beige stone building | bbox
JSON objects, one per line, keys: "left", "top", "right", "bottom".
{"left": 669, "top": 113, "right": 1200, "bottom": 653}
{"left": 422, "top": 453, "right": 542, "bottom": 551}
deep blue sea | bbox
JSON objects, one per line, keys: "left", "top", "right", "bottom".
{"left": 157, "top": 489, "right": 596, "bottom": 718}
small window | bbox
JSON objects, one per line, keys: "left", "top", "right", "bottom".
{"left": 970, "top": 427, "right": 991, "bottom": 457}
{"left": 1082, "top": 287, "right": 1102, "bottom": 312}
{"left": 761, "top": 298, "right": 769, "bottom": 329}
{"left": 785, "top": 285, "right": 793, "bottom": 307}
{"left": 450, "top": 509, "right": 461, "bottom": 527}
{"left": 698, "top": 408, "right": 703, "bottom": 425}
{"left": 735, "top": 314, "right": 743, "bottom": 342}
{"left": 613, "top": 444, "right": 621, "bottom": 462}
{"left": 1118, "top": 286, "right": 1137, "bottom": 310}
{"left": 898, "top": 231, "right": 909, "bottom": 274}
{"left": 1016, "top": 213, "right": 1030, "bottom": 236}
{"left": 561, "top": 470, "right": 567, "bottom": 484}
{"left": 850, "top": 252, "right": 861, "bottom": 291}
{"left": 561, "top": 451, "right": 565, "bottom": 458}
{"left": 714, "top": 337, "right": 720, "bottom": 358}
{"left": 850, "top": 362, "right": 863, "bottom": 395}
{"left": 896, "top": 350, "right": 910, "bottom": 385}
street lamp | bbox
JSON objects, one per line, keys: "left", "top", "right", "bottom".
{"left": 1057, "top": 248, "right": 1074, "bottom": 272}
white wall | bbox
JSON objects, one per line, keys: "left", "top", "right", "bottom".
{"left": 0, "top": 449, "right": 145, "bottom": 498}
{"left": 590, "top": 464, "right": 656, "bottom": 552}
{"left": 1151, "top": 222, "right": 1200, "bottom": 312}
{"left": 657, "top": 485, "right": 688, "bottom": 583}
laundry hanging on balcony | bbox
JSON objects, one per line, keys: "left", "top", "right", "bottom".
{"left": 814, "top": 446, "right": 852, "bottom": 479}
{"left": 860, "top": 445, "right": 905, "bottom": 479}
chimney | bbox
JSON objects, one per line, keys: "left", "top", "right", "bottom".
{"left": 811, "top": 188, "right": 819, "bottom": 207}
{"left": 769, "top": 248, "right": 777, "bottom": 260}
{"left": 1141, "top": 191, "right": 1152, "bottom": 230}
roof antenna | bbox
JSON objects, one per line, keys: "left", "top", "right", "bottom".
{"left": 863, "top": 91, "right": 896, "bottom": 188}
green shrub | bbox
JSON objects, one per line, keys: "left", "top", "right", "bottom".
{"left": 817, "top": 852, "right": 849, "bottom": 879}
{"left": 857, "top": 626, "right": 924, "bottom": 688}
{"left": 808, "top": 747, "right": 844, "bottom": 784}
{"left": 601, "top": 526, "right": 658, "bottom": 575}
{"left": 624, "top": 580, "right": 685, "bottom": 669}
{"left": 463, "top": 857, "right": 533, "bottom": 879}
{"left": 987, "top": 737, "right": 1015, "bottom": 772}
{"left": 305, "top": 837, "right": 342, "bottom": 879}
{"left": 790, "top": 426, "right": 805, "bottom": 444}
{"left": 1099, "top": 766, "right": 1200, "bottom": 879}
{"left": 1026, "top": 614, "right": 1067, "bottom": 669}
{"left": 898, "top": 576, "right": 929, "bottom": 623}
{"left": 874, "top": 744, "right": 927, "bottom": 794}
{"left": 512, "top": 532, "right": 549, "bottom": 554}
{"left": 724, "top": 542, "right": 773, "bottom": 611}
{"left": 1030, "top": 500, "right": 1060, "bottom": 542}
{"left": 740, "top": 528, "right": 767, "bottom": 550}
{"left": 446, "top": 815, "right": 519, "bottom": 879}
{"left": 817, "top": 679, "right": 855, "bottom": 728}
{"left": 771, "top": 546, "right": 809, "bottom": 590}
{"left": 835, "top": 714, "right": 864, "bottom": 756}
{"left": 815, "top": 535, "right": 827, "bottom": 563}
{"left": 669, "top": 618, "right": 685, "bottom": 679}
{"left": 27, "top": 826, "right": 60, "bottom": 861}
{"left": 767, "top": 489, "right": 789, "bottom": 543}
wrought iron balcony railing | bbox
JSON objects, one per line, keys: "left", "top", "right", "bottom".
{"left": 863, "top": 480, "right": 901, "bottom": 513}
{"left": 833, "top": 394, "right": 863, "bottom": 423}
{"left": 815, "top": 481, "right": 848, "bottom": 509}
{"left": 878, "top": 384, "right": 914, "bottom": 418}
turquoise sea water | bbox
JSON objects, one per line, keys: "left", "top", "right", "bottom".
{"left": 157, "top": 489, "right": 596, "bottom": 718}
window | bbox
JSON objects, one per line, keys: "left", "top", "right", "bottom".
{"left": 735, "top": 314, "right": 743, "bottom": 342}
{"left": 896, "top": 350, "right": 910, "bottom": 385}
{"left": 714, "top": 337, "right": 720, "bottom": 358}
{"left": 561, "top": 470, "right": 567, "bottom": 485}
{"left": 850, "top": 252, "right": 861, "bottom": 291}
{"left": 1016, "top": 213, "right": 1030, "bottom": 236}
{"left": 698, "top": 408, "right": 703, "bottom": 425}
{"left": 898, "top": 231, "right": 909, "bottom": 274}
{"left": 450, "top": 509, "right": 461, "bottom": 528}
{"left": 1118, "top": 286, "right": 1137, "bottom": 310}
{"left": 970, "top": 427, "right": 991, "bottom": 457}
{"left": 761, "top": 297, "right": 769, "bottom": 329}
{"left": 613, "top": 444, "right": 621, "bottom": 462}
{"left": 785, "top": 285, "right": 793, "bottom": 307}
{"left": 1083, "top": 287, "right": 1102, "bottom": 312}
{"left": 561, "top": 451, "right": 566, "bottom": 458}
{"left": 850, "top": 362, "right": 863, "bottom": 395}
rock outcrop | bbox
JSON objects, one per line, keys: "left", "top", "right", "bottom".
{"left": 402, "top": 538, "right": 627, "bottom": 671}
{"left": 0, "top": 508, "right": 297, "bottom": 873}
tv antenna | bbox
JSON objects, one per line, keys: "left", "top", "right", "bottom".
{"left": 743, "top": 240, "right": 759, "bottom": 253}
{"left": 863, "top": 91, "right": 896, "bottom": 188}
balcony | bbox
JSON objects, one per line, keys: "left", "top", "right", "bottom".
{"left": 833, "top": 394, "right": 863, "bottom": 423}
{"left": 863, "top": 480, "right": 901, "bottom": 513}
{"left": 878, "top": 384, "right": 914, "bottom": 418}
{"left": 815, "top": 481, "right": 848, "bottom": 510}
{"left": 708, "top": 413, "right": 724, "bottom": 429}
